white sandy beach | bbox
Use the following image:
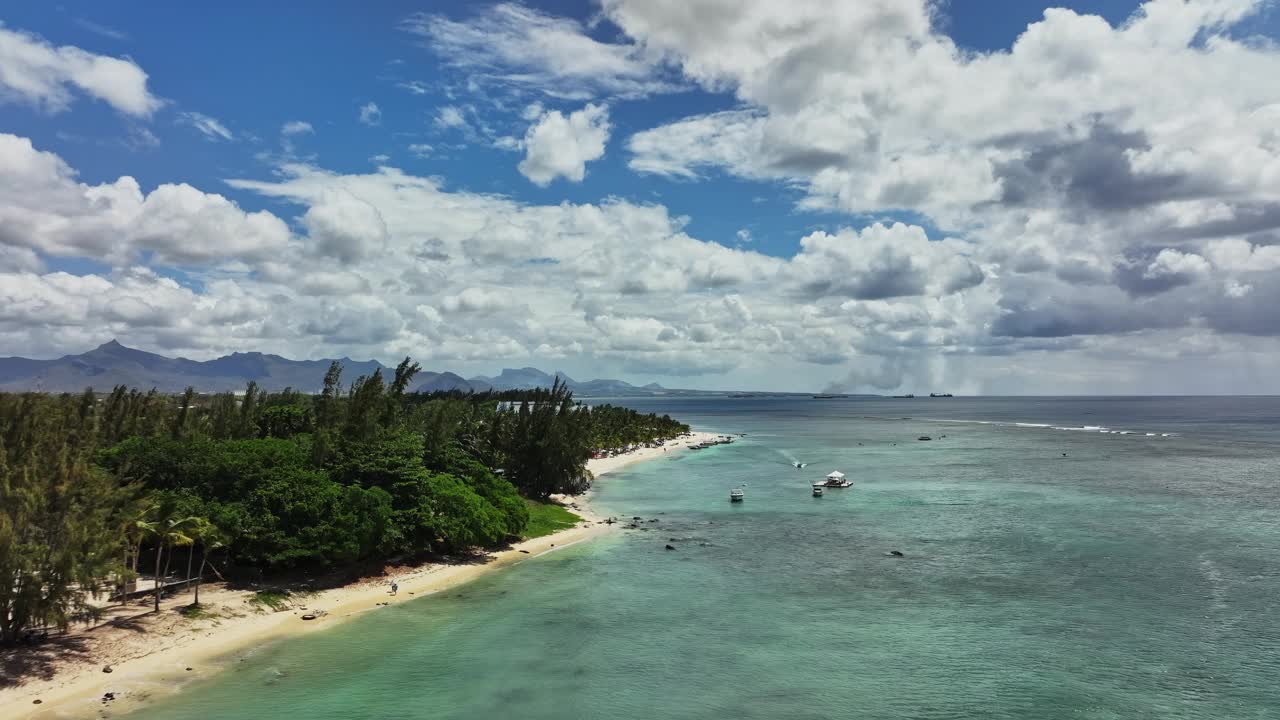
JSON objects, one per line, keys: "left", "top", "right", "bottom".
{"left": 0, "top": 430, "right": 723, "bottom": 719}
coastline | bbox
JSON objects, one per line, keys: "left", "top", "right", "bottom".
{"left": 1, "top": 430, "right": 724, "bottom": 719}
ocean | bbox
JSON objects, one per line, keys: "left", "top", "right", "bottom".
{"left": 124, "top": 397, "right": 1280, "bottom": 719}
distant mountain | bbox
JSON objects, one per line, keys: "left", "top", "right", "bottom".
{"left": 0, "top": 340, "right": 393, "bottom": 393}
{"left": 0, "top": 341, "right": 668, "bottom": 396}
{"left": 465, "top": 367, "right": 664, "bottom": 396}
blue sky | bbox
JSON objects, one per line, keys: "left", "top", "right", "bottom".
{"left": 3, "top": 1, "right": 1280, "bottom": 393}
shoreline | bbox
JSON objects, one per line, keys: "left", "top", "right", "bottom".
{"left": 1, "top": 430, "right": 724, "bottom": 719}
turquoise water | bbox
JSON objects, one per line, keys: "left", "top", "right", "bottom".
{"left": 126, "top": 398, "right": 1280, "bottom": 719}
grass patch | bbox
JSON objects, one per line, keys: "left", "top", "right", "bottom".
{"left": 179, "top": 603, "right": 215, "bottom": 620}
{"left": 522, "top": 500, "right": 582, "bottom": 539}
{"left": 248, "top": 589, "right": 293, "bottom": 612}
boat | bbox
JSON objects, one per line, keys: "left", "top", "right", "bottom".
{"left": 928, "top": 393, "right": 953, "bottom": 398}
{"left": 814, "top": 470, "right": 853, "bottom": 488}
{"left": 730, "top": 488, "right": 745, "bottom": 502}
{"left": 917, "top": 436, "right": 932, "bottom": 441}
{"left": 893, "top": 394, "right": 915, "bottom": 398}
{"left": 812, "top": 485, "right": 824, "bottom": 497}
{"left": 792, "top": 461, "right": 808, "bottom": 469}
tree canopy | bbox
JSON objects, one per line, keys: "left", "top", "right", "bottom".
{"left": 0, "top": 360, "right": 688, "bottom": 644}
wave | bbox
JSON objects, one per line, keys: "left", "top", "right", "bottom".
{"left": 919, "top": 417, "right": 1177, "bottom": 437}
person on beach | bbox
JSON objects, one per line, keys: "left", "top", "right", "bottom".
{"left": 390, "top": 581, "right": 398, "bottom": 596}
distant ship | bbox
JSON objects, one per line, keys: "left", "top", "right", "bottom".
{"left": 893, "top": 394, "right": 915, "bottom": 398}
{"left": 812, "top": 394, "right": 844, "bottom": 399}
{"left": 929, "top": 393, "right": 954, "bottom": 398}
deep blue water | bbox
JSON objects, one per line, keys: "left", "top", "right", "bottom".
{"left": 126, "top": 397, "right": 1280, "bottom": 719}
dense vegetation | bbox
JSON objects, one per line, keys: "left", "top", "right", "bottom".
{"left": 0, "top": 364, "right": 687, "bottom": 644}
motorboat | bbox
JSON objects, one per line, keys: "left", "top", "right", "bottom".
{"left": 812, "top": 485, "right": 824, "bottom": 497}
{"left": 792, "top": 461, "right": 808, "bottom": 469}
{"left": 730, "top": 488, "right": 745, "bottom": 502}
{"left": 814, "top": 470, "right": 853, "bottom": 488}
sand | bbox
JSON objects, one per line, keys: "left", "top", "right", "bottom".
{"left": 0, "top": 430, "right": 724, "bottom": 719}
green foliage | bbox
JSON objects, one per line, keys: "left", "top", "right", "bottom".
{"left": 0, "top": 392, "right": 134, "bottom": 643}
{"left": 522, "top": 500, "right": 582, "bottom": 539}
{"left": 493, "top": 379, "right": 592, "bottom": 499}
{"left": 0, "top": 357, "right": 690, "bottom": 641}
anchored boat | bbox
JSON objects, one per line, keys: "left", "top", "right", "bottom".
{"left": 813, "top": 470, "right": 853, "bottom": 489}
{"left": 730, "top": 488, "right": 745, "bottom": 502}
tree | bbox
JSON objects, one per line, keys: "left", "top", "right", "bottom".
{"left": 138, "top": 497, "right": 198, "bottom": 613}
{"left": 0, "top": 393, "right": 129, "bottom": 643}
{"left": 187, "top": 518, "right": 225, "bottom": 606}
{"left": 497, "top": 379, "right": 592, "bottom": 499}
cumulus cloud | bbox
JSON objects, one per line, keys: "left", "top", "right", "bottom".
{"left": 0, "top": 24, "right": 162, "bottom": 116}
{"left": 10, "top": 0, "right": 1280, "bottom": 395}
{"left": 0, "top": 133, "right": 290, "bottom": 264}
{"left": 301, "top": 191, "right": 389, "bottom": 263}
{"left": 518, "top": 103, "right": 610, "bottom": 186}
{"left": 787, "top": 224, "right": 984, "bottom": 301}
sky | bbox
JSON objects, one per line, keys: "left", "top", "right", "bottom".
{"left": 2, "top": 0, "right": 1280, "bottom": 394}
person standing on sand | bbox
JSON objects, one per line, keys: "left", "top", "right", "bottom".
{"left": 390, "top": 581, "right": 398, "bottom": 596}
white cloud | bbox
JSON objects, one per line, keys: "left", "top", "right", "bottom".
{"left": 301, "top": 190, "right": 389, "bottom": 263}
{"left": 401, "top": 3, "right": 678, "bottom": 99}
{"left": 282, "top": 120, "right": 314, "bottom": 136}
{"left": 435, "top": 105, "right": 468, "bottom": 130}
{"left": 397, "top": 80, "right": 429, "bottom": 95}
{"left": 518, "top": 103, "right": 610, "bottom": 186}
{"left": 0, "top": 24, "right": 162, "bottom": 116}
{"left": 178, "top": 111, "right": 233, "bottom": 141}
{"left": 0, "top": 133, "right": 290, "bottom": 265}
{"left": 358, "top": 101, "right": 382, "bottom": 126}
{"left": 408, "top": 143, "right": 433, "bottom": 158}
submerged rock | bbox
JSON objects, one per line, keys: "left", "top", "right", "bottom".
{"left": 665, "top": 544, "right": 676, "bottom": 550}
{"left": 887, "top": 550, "right": 905, "bottom": 557}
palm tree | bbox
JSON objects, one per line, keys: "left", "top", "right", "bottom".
{"left": 188, "top": 519, "right": 225, "bottom": 606}
{"left": 139, "top": 499, "right": 198, "bottom": 613}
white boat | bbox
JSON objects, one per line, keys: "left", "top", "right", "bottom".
{"left": 730, "top": 488, "right": 745, "bottom": 502}
{"left": 814, "top": 470, "right": 853, "bottom": 488}
{"left": 812, "top": 485, "right": 824, "bottom": 497}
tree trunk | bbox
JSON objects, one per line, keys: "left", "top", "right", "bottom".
{"left": 153, "top": 543, "right": 164, "bottom": 613}
{"left": 195, "top": 553, "right": 207, "bottom": 606}
{"left": 185, "top": 545, "right": 194, "bottom": 593}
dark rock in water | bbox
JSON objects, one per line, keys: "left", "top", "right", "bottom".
{"left": 648, "top": 519, "right": 659, "bottom": 523}
{"left": 887, "top": 550, "right": 905, "bottom": 557}
{"left": 665, "top": 544, "right": 676, "bottom": 550}
{"left": 633, "top": 516, "right": 642, "bottom": 520}
{"left": 102, "top": 665, "right": 113, "bottom": 673}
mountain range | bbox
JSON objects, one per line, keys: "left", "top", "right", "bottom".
{"left": 0, "top": 341, "right": 668, "bottom": 396}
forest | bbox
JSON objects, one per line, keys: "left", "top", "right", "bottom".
{"left": 0, "top": 359, "right": 688, "bottom": 644}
